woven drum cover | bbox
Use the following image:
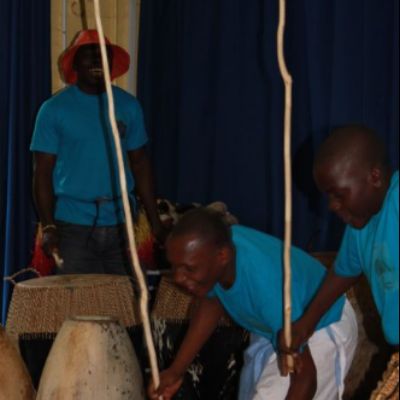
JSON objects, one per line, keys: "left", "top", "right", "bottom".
{"left": 151, "top": 275, "right": 234, "bottom": 326}
{"left": 6, "top": 274, "right": 141, "bottom": 340}
{"left": 370, "top": 353, "right": 399, "bottom": 400}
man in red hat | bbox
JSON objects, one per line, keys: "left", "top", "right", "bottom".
{"left": 30, "top": 30, "right": 165, "bottom": 275}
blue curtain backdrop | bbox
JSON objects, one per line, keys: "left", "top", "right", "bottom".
{"left": 138, "top": 0, "right": 399, "bottom": 251}
{"left": 0, "top": 0, "right": 51, "bottom": 323}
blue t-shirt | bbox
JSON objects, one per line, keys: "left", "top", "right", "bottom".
{"left": 209, "top": 225, "right": 345, "bottom": 350}
{"left": 30, "top": 85, "right": 148, "bottom": 225}
{"left": 335, "top": 171, "right": 399, "bottom": 345}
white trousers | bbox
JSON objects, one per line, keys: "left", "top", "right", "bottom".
{"left": 239, "top": 300, "right": 358, "bottom": 400}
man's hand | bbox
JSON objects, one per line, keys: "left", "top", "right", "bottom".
{"left": 41, "top": 226, "right": 60, "bottom": 257}
{"left": 278, "top": 318, "right": 316, "bottom": 377}
{"left": 147, "top": 368, "right": 184, "bottom": 400}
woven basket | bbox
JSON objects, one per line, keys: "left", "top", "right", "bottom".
{"left": 370, "top": 353, "right": 399, "bottom": 400}
{"left": 6, "top": 274, "right": 141, "bottom": 340}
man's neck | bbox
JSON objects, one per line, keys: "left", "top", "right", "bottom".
{"left": 76, "top": 81, "right": 106, "bottom": 95}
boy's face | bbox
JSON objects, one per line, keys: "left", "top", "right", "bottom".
{"left": 314, "top": 160, "right": 380, "bottom": 229}
{"left": 166, "top": 234, "right": 227, "bottom": 298}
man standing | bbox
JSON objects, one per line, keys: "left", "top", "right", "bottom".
{"left": 31, "top": 30, "right": 164, "bottom": 275}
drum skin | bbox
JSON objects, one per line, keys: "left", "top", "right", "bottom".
{"left": 36, "top": 317, "right": 145, "bottom": 400}
{"left": 0, "top": 326, "right": 35, "bottom": 400}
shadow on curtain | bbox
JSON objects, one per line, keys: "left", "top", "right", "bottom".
{"left": 137, "top": 0, "right": 399, "bottom": 251}
{"left": 0, "top": 1, "right": 51, "bottom": 323}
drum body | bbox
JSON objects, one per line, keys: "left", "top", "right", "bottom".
{"left": 151, "top": 276, "right": 249, "bottom": 399}
{"left": 6, "top": 274, "right": 143, "bottom": 388}
{"left": 36, "top": 316, "right": 145, "bottom": 400}
{"left": 0, "top": 326, "right": 35, "bottom": 400}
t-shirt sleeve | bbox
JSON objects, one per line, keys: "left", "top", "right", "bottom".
{"left": 126, "top": 98, "right": 148, "bottom": 150}
{"left": 30, "top": 101, "right": 59, "bottom": 154}
{"left": 334, "top": 226, "right": 363, "bottom": 277}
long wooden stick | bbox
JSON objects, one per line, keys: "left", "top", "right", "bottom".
{"left": 93, "top": 0, "right": 161, "bottom": 394}
{"left": 276, "top": 0, "right": 294, "bottom": 372}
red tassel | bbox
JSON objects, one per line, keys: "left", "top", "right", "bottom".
{"left": 29, "top": 226, "right": 55, "bottom": 276}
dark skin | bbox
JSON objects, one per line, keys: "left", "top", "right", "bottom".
{"left": 279, "top": 128, "right": 395, "bottom": 363}
{"left": 33, "top": 44, "right": 165, "bottom": 256}
{"left": 148, "top": 233, "right": 317, "bottom": 400}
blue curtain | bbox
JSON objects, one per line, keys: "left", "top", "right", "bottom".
{"left": 138, "top": 0, "right": 399, "bottom": 251}
{"left": 0, "top": 0, "right": 51, "bottom": 323}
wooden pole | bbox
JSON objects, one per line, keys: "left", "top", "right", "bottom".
{"left": 276, "top": 0, "right": 294, "bottom": 372}
{"left": 93, "top": 0, "right": 162, "bottom": 395}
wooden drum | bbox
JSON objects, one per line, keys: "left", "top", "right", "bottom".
{"left": 5, "top": 274, "right": 142, "bottom": 388}
{"left": 151, "top": 276, "right": 249, "bottom": 399}
{"left": 37, "top": 316, "right": 145, "bottom": 400}
{"left": 0, "top": 325, "right": 35, "bottom": 400}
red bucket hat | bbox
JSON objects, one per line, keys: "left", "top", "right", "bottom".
{"left": 59, "top": 29, "right": 130, "bottom": 84}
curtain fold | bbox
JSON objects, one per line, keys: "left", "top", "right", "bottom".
{"left": 138, "top": 0, "right": 399, "bottom": 251}
{"left": 0, "top": 0, "right": 51, "bottom": 323}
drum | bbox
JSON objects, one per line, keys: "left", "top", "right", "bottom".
{"left": 370, "top": 352, "right": 399, "bottom": 400}
{"left": 5, "top": 274, "right": 143, "bottom": 388}
{"left": 0, "top": 325, "right": 35, "bottom": 400}
{"left": 36, "top": 316, "right": 145, "bottom": 399}
{"left": 151, "top": 276, "right": 249, "bottom": 399}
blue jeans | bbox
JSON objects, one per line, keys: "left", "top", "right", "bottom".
{"left": 56, "top": 221, "right": 131, "bottom": 275}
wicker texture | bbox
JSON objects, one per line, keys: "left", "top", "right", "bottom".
{"left": 371, "top": 353, "right": 399, "bottom": 400}
{"left": 151, "top": 276, "right": 233, "bottom": 326}
{"left": 6, "top": 274, "right": 141, "bottom": 340}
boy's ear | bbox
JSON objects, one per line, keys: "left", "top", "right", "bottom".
{"left": 217, "top": 246, "right": 232, "bottom": 265}
{"left": 369, "top": 167, "right": 383, "bottom": 187}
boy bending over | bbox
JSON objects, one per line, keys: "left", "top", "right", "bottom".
{"left": 148, "top": 208, "right": 358, "bottom": 400}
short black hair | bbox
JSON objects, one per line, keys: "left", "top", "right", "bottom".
{"left": 315, "top": 124, "right": 390, "bottom": 172}
{"left": 169, "top": 207, "right": 232, "bottom": 249}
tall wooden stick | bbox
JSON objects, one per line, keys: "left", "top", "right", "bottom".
{"left": 276, "top": 0, "right": 294, "bottom": 372}
{"left": 93, "top": 0, "right": 162, "bottom": 395}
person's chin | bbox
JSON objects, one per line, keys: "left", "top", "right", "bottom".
{"left": 348, "top": 217, "right": 369, "bottom": 230}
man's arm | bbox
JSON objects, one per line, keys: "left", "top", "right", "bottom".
{"left": 128, "top": 148, "right": 165, "bottom": 241}
{"left": 148, "top": 296, "right": 225, "bottom": 399}
{"left": 282, "top": 268, "right": 361, "bottom": 353}
{"left": 32, "top": 151, "right": 58, "bottom": 255}
{"left": 286, "top": 346, "right": 317, "bottom": 400}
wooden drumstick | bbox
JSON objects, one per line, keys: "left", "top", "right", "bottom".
{"left": 52, "top": 251, "right": 64, "bottom": 269}
{"left": 93, "top": 1, "right": 162, "bottom": 398}
{"left": 277, "top": 0, "right": 295, "bottom": 373}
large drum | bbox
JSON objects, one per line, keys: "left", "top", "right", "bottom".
{"left": 0, "top": 325, "right": 35, "bottom": 400}
{"left": 6, "top": 274, "right": 143, "bottom": 388}
{"left": 36, "top": 316, "right": 145, "bottom": 399}
{"left": 151, "top": 276, "right": 249, "bottom": 399}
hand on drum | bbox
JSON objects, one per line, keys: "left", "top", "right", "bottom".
{"left": 147, "top": 368, "right": 184, "bottom": 400}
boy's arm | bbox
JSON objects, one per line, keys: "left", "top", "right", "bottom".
{"left": 128, "top": 148, "right": 167, "bottom": 242}
{"left": 33, "top": 151, "right": 59, "bottom": 256}
{"left": 148, "top": 296, "right": 225, "bottom": 399}
{"left": 286, "top": 346, "right": 317, "bottom": 400}
{"left": 283, "top": 268, "right": 361, "bottom": 353}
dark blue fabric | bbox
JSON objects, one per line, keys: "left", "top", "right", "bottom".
{"left": 0, "top": 0, "right": 51, "bottom": 323}
{"left": 138, "top": 0, "right": 399, "bottom": 252}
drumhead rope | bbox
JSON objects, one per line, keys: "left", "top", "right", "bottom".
{"left": 277, "top": 0, "right": 294, "bottom": 371}
{"left": 92, "top": 0, "right": 161, "bottom": 395}
{"left": 151, "top": 277, "right": 234, "bottom": 327}
{"left": 6, "top": 275, "right": 141, "bottom": 340}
